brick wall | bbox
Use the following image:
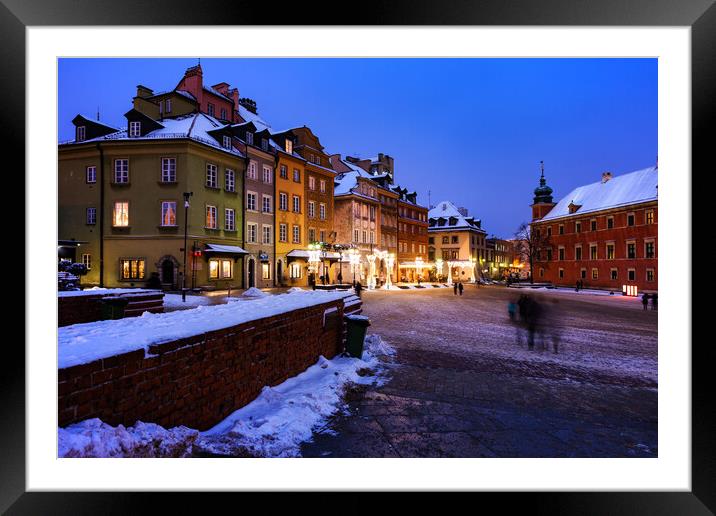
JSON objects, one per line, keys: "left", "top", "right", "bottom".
{"left": 58, "top": 291, "right": 164, "bottom": 327}
{"left": 58, "top": 297, "right": 357, "bottom": 431}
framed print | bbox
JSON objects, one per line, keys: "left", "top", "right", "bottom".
{"left": 4, "top": 0, "right": 712, "bottom": 512}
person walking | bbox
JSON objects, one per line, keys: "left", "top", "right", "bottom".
{"left": 458, "top": 282, "right": 464, "bottom": 296}
{"left": 355, "top": 281, "right": 363, "bottom": 299}
{"left": 453, "top": 283, "right": 458, "bottom": 295}
{"left": 508, "top": 299, "right": 517, "bottom": 321}
{"left": 641, "top": 292, "right": 649, "bottom": 311}
{"left": 650, "top": 292, "right": 658, "bottom": 311}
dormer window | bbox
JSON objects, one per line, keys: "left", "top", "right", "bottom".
{"left": 220, "top": 108, "right": 227, "bottom": 120}
{"left": 261, "top": 138, "right": 268, "bottom": 151}
{"left": 207, "top": 103, "right": 215, "bottom": 117}
{"left": 222, "top": 135, "right": 232, "bottom": 149}
{"left": 165, "top": 99, "right": 172, "bottom": 113}
{"left": 129, "top": 121, "right": 141, "bottom": 138}
{"left": 76, "top": 126, "right": 86, "bottom": 141}
{"left": 246, "top": 132, "right": 254, "bottom": 145}
{"left": 285, "top": 139, "right": 293, "bottom": 154}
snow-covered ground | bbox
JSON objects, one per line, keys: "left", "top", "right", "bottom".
{"left": 59, "top": 289, "right": 354, "bottom": 369}
{"left": 58, "top": 334, "right": 395, "bottom": 458}
{"left": 162, "top": 293, "right": 212, "bottom": 309}
{"left": 59, "top": 287, "right": 160, "bottom": 298}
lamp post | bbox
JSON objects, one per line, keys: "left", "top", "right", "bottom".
{"left": 349, "top": 248, "right": 360, "bottom": 286}
{"left": 181, "top": 191, "right": 193, "bottom": 302}
{"left": 436, "top": 258, "right": 443, "bottom": 282}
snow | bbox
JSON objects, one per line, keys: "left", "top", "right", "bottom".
{"left": 539, "top": 166, "right": 657, "bottom": 221}
{"left": 163, "top": 293, "right": 212, "bottom": 309}
{"left": 242, "top": 287, "right": 268, "bottom": 298}
{"left": 428, "top": 200, "right": 484, "bottom": 231}
{"left": 58, "top": 290, "right": 354, "bottom": 369}
{"left": 58, "top": 333, "right": 395, "bottom": 458}
{"left": 58, "top": 288, "right": 159, "bottom": 298}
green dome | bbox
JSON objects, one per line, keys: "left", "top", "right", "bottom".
{"left": 533, "top": 164, "right": 554, "bottom": 204}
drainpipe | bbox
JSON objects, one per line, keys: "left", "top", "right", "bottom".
{"left": 96, "top": 143, "right": 105, "bottom": 287}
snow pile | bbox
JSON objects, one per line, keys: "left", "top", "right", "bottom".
{"left": 59, "top": 333, "right": 395, "bottom": 458}
{"left": 242, "top": 287, "right": 268, "bottom": 298}
{"left": 58, "top": 418, "right": 198, "bottom": 458}
{"left": 59, "top": 289, "right": 353, "bottom": 368}
{"left": 287, "top": 287, "right": 306, "bottom": 293}
{"left": 163, "top": 294, "right": 212, "bottom": 309}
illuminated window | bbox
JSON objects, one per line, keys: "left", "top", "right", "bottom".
{"left": 161, "top": 201, "right": 177, "bottom": 226}
{"left": 592, "top": 268, "right": 598, "bottom": 279}
{"left": 285, "top": 139, "right": 293, "bottom": 154}
{"left": 209, "top": 259, "right": 233, "bottom": 279}
{"left": 308, "top": 176, "right": 316, "bottom": 190}
{"left": 82, "top": 254, "right": 91, "bottom": 270}
{"left": 120, "top": 258, "right": 145, "bottom": 280}
{"left": 114, "top": 159, "right": 129, "bottom": 183}
{"left": 161, "top": 158, "right": 176, "bottom": 183}
{"left": 646, "top": 210, "right": 654, "bottom": 224}
{"left": 289, "top": 262, "right": 302, "bottom": 278}
{"left": 113, "top": 202, "right": 129, "bottom": 227}
{"left": 206, "top": 205, "right": 217, "bottom": 229}
{"left": 262, "top": 262, "right": 271, "bottom": 279}
{"left": 606, "top": 243, "right": 615, "bottom": 260}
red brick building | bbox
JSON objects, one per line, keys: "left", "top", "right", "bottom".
{"left": 395, "top": 187, "right": 429, "bottom": 282}
{"left": 530, "top": 166, "right": 658, "bottom": 293}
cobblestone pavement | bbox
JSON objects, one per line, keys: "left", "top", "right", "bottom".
{"left": 301, "top": 285, "right": 657, "bottom": 458}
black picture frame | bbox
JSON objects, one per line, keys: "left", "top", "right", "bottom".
{"left": 4, "top": 0, "right": 711, "bottom": 512}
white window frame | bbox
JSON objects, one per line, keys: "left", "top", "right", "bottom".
{"left": 76, "top": 126, "right": 85, "bottom": 141}
{"left": 222, "top": 135, "right": 232, "bottom": 149}
{"left": 308, "top": 176, "right": 316, "bottom": 190}
{"left": 247, "top": 222, "right": 258, "bottom": 243}
{"left": 292, "top": 224, "right": 301, "bottom": 244}
{"left": 86, "top": 207, "right": 97, "bottom": 225}
{"left": 225, "top": 168, "right": 235, "bottom": 192}
{"left": 161, "top": 201, "right": 177, "bottom": 227}
{"left": 113, "top": 201, "right": 129, "bottom": 227}
{"left": 129, "top": 121, "right": 141, "bottom": 137}
{"left": 279, "top": 223, "right": 287, "bottom": 242}
{"left": 262, "top": 224, "right": 272, "bottom": 244}
{"left": 114, "top": 159, "right": 129, "bottom": 184}
{"left": 246, "top": 191, "right": 258, "bottom": 212}
{"left": 161, "top": 157, "right": 176, "bottom": 183}
{"left": 262, "top": 165, "right": 273, "bottom": 184}
{"left": 308, "top": 201, "right": 316, "bottom": 218}
{"left": 262, "top": 194, "right": 272, "bottom": 214}
{"left": 285, "top": 139, "right": 293, "bottom": 154}
{"left": 225, "top": 208, "right": 235, "bottom": 231}
{"left": 246, "top": 132, "right": 254, "bottom": 145}
{"left": 86, "top": 166, "right": 97, "bottom": 183}
{"left": 292, "top": 194, "right": 301, "bottom": 213}
{"left": 319, "top": 203, "right": 326, "bottom": 220}
{"left": 206, "top": 205, "right": 217, "bottom": 229}
{"left": 279, "top": 192, "right": 288, "bottom": 211}
{"left": 206, "top": 163, "right": 218, "bottom": 188}
{"left": 247, "top": 160, "right": 258, "bottom": 180}
{"left": 82, "top": 253, "right": 91, "bottom": 270}
{"left": 165, "top": 98, "right": 172, "bottom": 113}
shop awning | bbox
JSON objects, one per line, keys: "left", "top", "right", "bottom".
{"left": 204, "top": 243, "right": 249, "bottom": 255}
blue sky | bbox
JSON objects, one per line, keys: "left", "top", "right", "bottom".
{"left": 58, "top": 58, "right": 657, "bottom": 238}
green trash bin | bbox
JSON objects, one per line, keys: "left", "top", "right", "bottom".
{"left": 344, "top": 314, "right": 371, "bottom": 358}
{"left": 101, "top": 296, "right": 129, "bottom": 320}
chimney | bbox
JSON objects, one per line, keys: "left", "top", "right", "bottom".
{"left": 239, "top": 98, "right": 258, "bottom": 115}
{"left": 212, "top": 82, "right": 230, "bottom": 95}
{"left": 136, "top": 85, "right": 153, "bottom": 98}
{"left": 602, "top": 171, "right": 613, "bottom": 183}
{"left": 458, "top": 207, "right": 468, "bottom": 217}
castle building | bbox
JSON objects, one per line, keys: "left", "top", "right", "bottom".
{"left": 529, "top": 165, "right": 658, "bottom": 292}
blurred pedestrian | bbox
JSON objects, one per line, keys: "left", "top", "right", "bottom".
{"left": 641, "top": 292, "right": 649, "bottom": 310}
{"left": 355, "top": 281, "right": 363, "bottom": 299}
{"left": 519, "top": 294, "right": 541, "bottom": 350}
{"left": 650, "top": 292, "right": 657, "bottom": 311}
{"left": 458, "top": 282, "right": 464, "bottom": 296}
{"left": 508, "top": 299, "right": 517, "bottom": 321}
{"left": 453, "top": 283, "right": 458, "bottom": 295}
{"left": 540, "top": 298, "right": 562, "bottom": 353}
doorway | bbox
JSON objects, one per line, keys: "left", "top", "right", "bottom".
{"left": 248, "top": 258, "right": 256, "bottom": 288}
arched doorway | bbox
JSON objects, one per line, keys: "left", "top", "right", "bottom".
{"left": 248, "top": 258, "right": 256, "bottom": 288}
{"left": 155, "top": 255, "right": 180, "bottom": 290}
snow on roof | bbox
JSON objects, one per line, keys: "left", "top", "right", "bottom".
{"left": 175, "top": 89, "right": 196, "bottom": 101}
{"left": 540, "top": 166, "right": 658, "bottom": 221}
{"left": 238, "top": 105, "right": 271, "bottom": 131}
{"left": 428, "top": 200, "right": 485, "bottom": 232}
{"left": 333, "top": 158, "right": 372, "bottom": 195}
{"left": 203, "top": 85, "right": 232, "bottom": 101}
{"left": 58, "top": 290, "right": 356, "bottom": 369}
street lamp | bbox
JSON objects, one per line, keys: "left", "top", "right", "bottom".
{"left": 181, "top": 191, "right": 193, "bottom": 302}
{"left": 349, "top": 247, "right": 360, "bottom": 286}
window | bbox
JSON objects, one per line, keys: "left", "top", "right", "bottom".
{"left": 559, "top": 268, "right": 564, "bottom": 279}
{"left": 646, "top": 210, "right": 655, "bottom": 224}
{"left": 86, "top": 166, "right": 97, "bottom": 183}
{"left": 628, "top": 269, "right": 636, "bottom": 281}
{"left": 209, "top": 259, "right": 232, "bottom": 279}
{"left": 646, "top": 269, "right": 655, "bottom": 282}
{"left": 129, "top": 121, "right": 141, "bottom": 137}
{"left": 262, "top": 165, "right": 272, "bottom": 184}
{"left": 645, "top": 241, "right": 655, "bottom": 258}
{"left": 262, "top": 262, "right": 271, "bottom": 280}
{"left": 546, "top": 249, "right": 553, "bottom": 261}
{"left": 627, "top": 242, "right": 636, "bottom": 259}
{"left": 611, "top": 268, "right": 618, "bottom": 280}
{"left": 308, "top": 201, "right": 316, "bottom": 218}
{"left": 592, "top": 268, "right": 598, "bottom": 279}
{"left": 246, "top": 132, "right": 253, "bottom": 145}
{"left": 120, "top": 258, "right": 145, "bottom": 280}
{"left": 113, "top": 202, "right": 129, "bottom": 227}
{"left": 292, "top": 224, "right": 301, "bottom": 244}
{"left": 161, "top": 201, "right": 177, "bottom": 226}
{"left": 575, "top": 221, "right": 581, "bottom": 233}
{"left": 279, "top": 192, "right": 288, "bottom": 211}
{"left": 280, "top": 164, "right": 288, "bottom": 179}
{"left": 547, "top": 226, "right": 552, "bottom": 237}
{"left": 76, "top": 126, "right": 85, "bottom": 141}
{"left": 86, "top": 207, "right": 97, "bottom": 225}
{"left": 225, "top": 169, "right": 235, "bottom": 192}
{"left": 580, "top": 268, "right": 587, "bottom": 279}
{"left": 261, "top": 139, "right": 268, "bottom": 151}
{"left": 354, "top": 229, "right": 360, "bottom": 242}
{"left": 627, "top": 213, "right": 635, "bottom": 226}
{"left": 320, "top": 230, "right": 326, "bottom": 242}
{"left": 246, "top": 191, "right": 258, "bottom": 211}
{"left": 308, "top": 228, "right": 316, "bottom": 243}
{"left": 220, "top": 108, "right": 227, "bottom": 121}
{"left": 292, "top": 195, "right": 301, "bottom": 213}
{"left": 206, "top": 163, "right": 218, "bottom": 188}
{"left": 308, "top": 176, "right": 316, "bottom": 190}
{"left": 452, "top": 236, "right": 459, "bottom": 244}
{"left": 319, "top": 203, "right": 326, "bottom": 220}
{"left": 320, "top": 179, "right": 326, "bottom": 193}
{"left": 247, "top": 223, "right": 257, "bottom": 243}
{"left": 558, "top": 224, "right": 564, "bottom": 235}
{"left": 161, "top": 158, "right": 176, "bottom": 183}
{"left": 222, "top": 135, "right": 232, "bottom": 149}
{"left": 289, "top": 262, "right": 302, "bottom": 279}
{"left": 558, "top": 247, "right": 565, "bottom": 261}
{"left": 575, "top": 246, "right": 582, "bottom": 260}
{"left": 207, "top": 103, "right": 215, "bottom": 117}
{"left": 442, "top": 236, "right": 449, "bottom": 244}
{"left": 607, "top": 216, "right": 614, "bottom": 229}
{"left": 293, "top": 169, "right": 301, "bottom": 183}
{"left": 279, "top": 223, "right": 287, "bottom": 242}
{"left": 82, "top": 254, "right": 91, "bottom": 270}
{"left": 206, "top": 205, "right": 217, "bottom": 229}
{"left": 606, "top": 243, "right": 615, "bottom": 260}
{"left": 247, "top": 161, "right": 258, "bottom": 180}
{"left": 285, "top": 139, "right": 293, "bottom": 154}
{"left": 262, "top": 195, "right": 272, "bottom": 213}
{"left": 165, "top": 99, "right": 172, "bottom": 113}
{"left": 262, "top": 225, "right": 272, "bottom": 244}
{"left": 590, "top": 245, "right": 597, "bottom": 260}
{"left": 225, "top": 208, "right": 235, "bottom": 231}
{"left": 114, "top": 159, "right": 129, "bottom": 184}
{"left": 591, "top": 219, "right": 597, "bottom": 231}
